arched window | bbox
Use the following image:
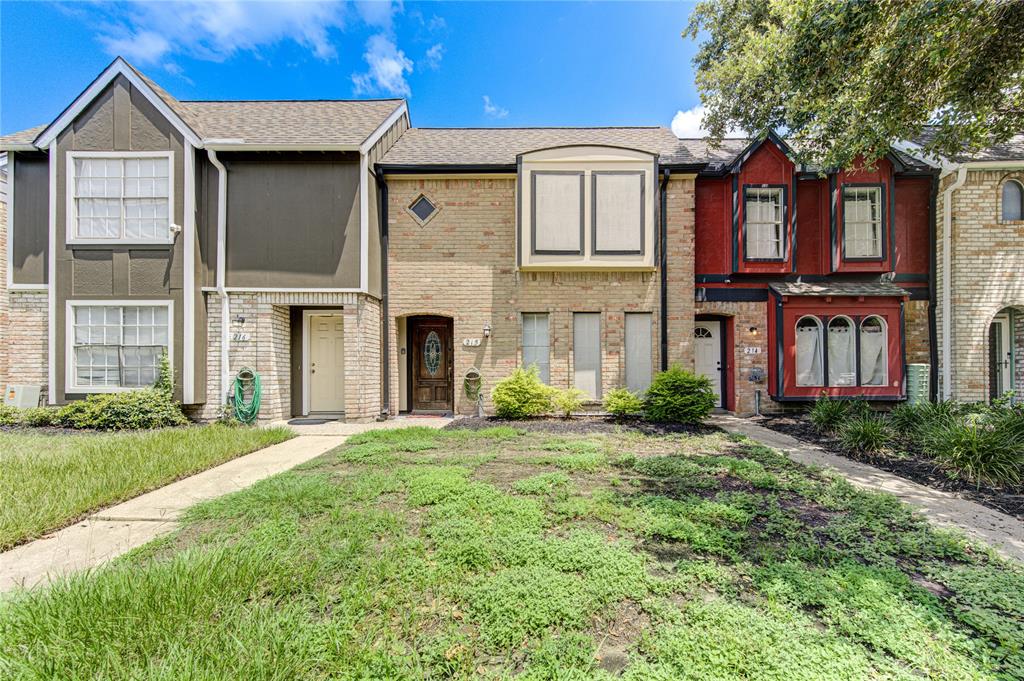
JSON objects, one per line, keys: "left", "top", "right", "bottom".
{"left": 828, "top": 316, "right": 856, "bottom": 386}
{"left": 795, "top": 316, "right": 823, "bottom": 386}
{"left": 860, "top": 316, "right": 888, "bottom": 386}
{"left": 1003, "top": 180, "right": 1023, "bottom": 221}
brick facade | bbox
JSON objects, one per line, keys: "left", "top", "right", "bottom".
{"left": 386, "top": 176, "right": 695, "bottom": 415}
{"left": 5, "top": 292, "right": 48, "bottom": 392}
{"left": 937, "top": 170, "right": 1024, "bottom": 401}
{"left": 694, "top": 301, "right": 769, "bottom": 415}
{"left": 0, "top": 190, "right": 7, "bottom": 390}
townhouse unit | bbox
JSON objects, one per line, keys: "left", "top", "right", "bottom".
{"left": 0, "top": 58, "right": 953, "bottom": 420}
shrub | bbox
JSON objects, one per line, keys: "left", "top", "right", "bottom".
{"left": 847, "top": 397, "right": 874, "bottom": 419}
{"left": 551, "top": 387, "right": 586, "bottom": 419}
{"left": 56, "top": 390, "right": 188, "bottom": 430}
{"left": 491, "top": 367, "right": 554, "bottom": 420}
{"left": 643, "top": 366, "right": 716, "bottom": 424}
{"left": 0, "top": 404, "right": 20, "bottom": 426}
{"left": 604, "top": 388, "right": 644, "bottom": 418}
{"left": 808, "top": 395, "right": 849, "bottom": 434}
{"left": 838, "top": 416, "right": 890, "bottom": 453}
{"left": 21, "top": 408, "right": 57, "bottom": 427}
{"left": 920, "top": 412, "right": 1024, "bottom": 486}
{"left": 886, "top": 402, "right": 925, "bottom": 439}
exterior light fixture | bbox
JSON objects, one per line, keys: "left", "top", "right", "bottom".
{"left": 483, "top": 322, "right": 492, "bottom": 338}
{"left": 749, "top": 326, "right": 758, "bottom": 335}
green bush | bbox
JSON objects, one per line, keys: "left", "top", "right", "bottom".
{"left": 838, "top": 416, "right": 890, "bottom": 453}
{"left": 491, "top": 367, "right": 554, "bottom": 420}
{"left": 886, "top": 402, "right": 925, "bottom": 439}
{"left": 56, "top": 390, "right": 188, "bottom": 431}
{"left": 920, "top": 410, "right": 1024, "bottom": 486}
{"left": 21, "top": 408, "right": 57, "bottom": 427}
{"left": 603, "top": 388, "right": 644, "bottom": 418}
{"left": 643, "top": 366, "right": 716, "bottom": 424}
{"left": 847, "top": 397, "right": 874, "bottom": 419}
{"left": 551, "top": 388, "right": 586, "bottom": 419}
{"left": 808, "top": 395, "right": 849, "bottom": 434}
{"left": 0, "top": 404, "right": 20, "bottom": 426}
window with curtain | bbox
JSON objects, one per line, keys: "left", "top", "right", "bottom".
{"left": 1003, "top": 180, "right": 1023, "bottom": 221}
{"left": 828, "top": 316, "right": 857, "bottom": 386}
{"left": 522, "top": 313, "right": 550, "bottom": 383}
{"left": 795, "top": 316, "right": 823, "bottom": 386}
{"left": 745, "top": 187, "right": 784, "bottom": 259}
{"left": 843, "top": 186, "right": 882, "bottom": 258}
{"left": 71, "top": 304, "right": 170, "bottom": 389}
{"left": 573, "top": 312, "right": 601, "bottom": 399}
{"left": 593, "top": 172, "right": 643, "bottom": 253}
{"left": 532, "top": 171, "right": 583, "bottom": 253}
{"left": 859, "top": 316, "right": 888, "bottom": 386}
{"left": 624, "top": 312, "right": 652, "bottom": 393}
{"left": 72, "top": 156, "right": 172, "bottom": 241}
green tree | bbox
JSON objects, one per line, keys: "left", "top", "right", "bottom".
{"left": 686, "top": 0, "right": 1024, "bottom": 168}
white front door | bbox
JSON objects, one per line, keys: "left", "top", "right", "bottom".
{"left": 991, "top": 313, "right": 1012, "bottom": 399}
{"left": 694, "top": 321, "right": 722, "bottom": 406}
{"left": 309, "top": 314, "right": 345, "bottom": 413}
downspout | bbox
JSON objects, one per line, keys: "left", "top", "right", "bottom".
{"left": 208, "top": 150, "right": 230, "bottom": 406}
{"left": 940, "top": 164, "right": 967, "bottom": 400}
{"left": 927, "top": 173, "right": 939, "bottom": 401}
{"left": 376, "top": 168, "right": 390, "bottom": 419}
{"left": 659, "top": 169, "right": 671, "bottom": 370}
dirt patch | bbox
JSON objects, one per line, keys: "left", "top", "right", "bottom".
{"left": 473, "top": 459, "right": 559, "bottom": 488}
{"left": 758, "top": 415, "right": 1024, "bottom": 521}
{"left": 592, "top": 600, "right": 649, "bottom": 674}
{"left": 446, "top": 416, "right": 718, "bottom": 437}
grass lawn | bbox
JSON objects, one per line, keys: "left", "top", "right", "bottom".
{"left": 2, "top": 425, "right": 1022, "bottom": 679}
{"left": 0, "top": 424, "right": 293, "bottom": 550}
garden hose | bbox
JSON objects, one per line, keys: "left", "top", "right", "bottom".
{"left": 233, "top": 367, "right": 262, "bottom": 424}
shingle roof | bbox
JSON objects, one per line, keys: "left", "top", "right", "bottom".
{"left": 769, "top": 281, "right": 910, "bottom": 298}
{"left": 380, "top": 127, "right": 704, "bottom": 166}
{"left": 0, "top": 125, "right": 46, "bottom": 147}
{"left": 913, "top": 127, "right": 1024, "bottom": 162}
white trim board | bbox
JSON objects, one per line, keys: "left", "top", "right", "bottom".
{"left": 64, "top": 299, "right": 174, "bottom": 395}
{"left": 301, "top": 309, "right": 345, "bottom": 416}
{"left": 35, "top": 58, "right": 201, "bottom": 149}
{"left": 183, "top": 141, "right": 195, "bottom": 403}
{"left": 64, "top": 150, "right": 176, "bottom": 247}
{"left": 47, "top": 143, "right": 57, "bottom": 404}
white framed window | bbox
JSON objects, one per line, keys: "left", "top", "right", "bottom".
{"left": 745, "top": 187, "right": 784, "bottom": 259}
{"left": 842, "top": 186, "right": 883, "bottom": 258}
{"left": 67, "top": 151, "right": 174, "bottom": 244}
{"left": 859, "top": 316, "right": 888, "bottom": 386}
{"left": 827, "top": 316, "right": 857, "bottom": 387}
{"left": 1002, "top": 180, "right": 1023, "bottom": 221}
{"left": 67, "top": 301, "right": 172, "bottom": 392}
{"left": 522, "top": 313, "right": 550, "bottom": 383}
{"left": 625, "top": 312, "right": 653, "bottom": 394}
{"left": 795, "top": 316, "right": 823, "bottom": 387}
{"left": 573, "top": 312, "right": 601, "bottom": 399}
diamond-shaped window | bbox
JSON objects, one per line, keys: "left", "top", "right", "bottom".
{"left": 410, "top": 195, "right": 437, "bottom": 223}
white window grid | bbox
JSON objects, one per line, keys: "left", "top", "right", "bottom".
{"left": 70, "top": 154, "right": 172, "bottom": 242}
{"left": 522, "top": 313, "right": 551, "bottom": 383}
{"left": 71, "top": 304, "right": 170, "bottom": 390}
{"left": 745, "top": 188, "right": 783, "bottom": 259}
{"left": 843, "top": 186, "right": 882, "bottom": 258}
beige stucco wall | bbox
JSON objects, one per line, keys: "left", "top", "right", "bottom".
{"left": 936, "top": 169, "right": 1024, "bottom": 401}
{"left": 385, "top": 175, "right": 695, "bottom": 415}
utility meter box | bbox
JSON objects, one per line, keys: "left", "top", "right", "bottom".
{"left": 5, "top": 385, "right": 42, "bottom": 408}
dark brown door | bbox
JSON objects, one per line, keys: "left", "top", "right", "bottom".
{"left": 411, "top": 317, "right": 453, "bottom": 411}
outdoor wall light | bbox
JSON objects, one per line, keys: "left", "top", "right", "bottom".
{"left": 234, "top": 315, "right": 246, "bottom": 324}
{"left": 483, "top": 322, "right": 492, "bottom": 338}
{"left": 749, "top": 326, "right": 758, "bottom": 335}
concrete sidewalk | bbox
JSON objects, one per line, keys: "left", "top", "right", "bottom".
{"left": 0, "top": 417, "right": 451, "bottom": 593}
{"left": 711, "top": 414, "right": 1024, "bottom": 563}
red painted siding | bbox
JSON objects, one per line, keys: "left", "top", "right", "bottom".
{"left": 735, "top": 143, "right": 795, "bottom": 275}
{"left": 894, "top": 177, "right": 931, "bottom": 276}
{"left": 695, "top": 177, "right": 731, "bottom": 275}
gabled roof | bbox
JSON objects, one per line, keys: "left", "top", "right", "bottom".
{"left": 0, "top": 125, "right": 47, "bottom": 150}
{"left": 379, "top": 127, "right": 702, "bottom": 167}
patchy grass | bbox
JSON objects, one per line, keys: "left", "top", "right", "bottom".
{"left": 2, "top": 425, "right": 1022, "bottom": 680}
{"left": 0, "top": 425, "right": 293, "bottom": 549}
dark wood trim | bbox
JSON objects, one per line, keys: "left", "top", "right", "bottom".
{"left": 740, "top": 183, "right": 788, "bottom": 263}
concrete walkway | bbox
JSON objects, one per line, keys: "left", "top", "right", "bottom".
{"left": 711, "top": 414, "right": 1024, "bottom": 563}
{"left": 0, "top": 417, "right": 451, "bottom": 593}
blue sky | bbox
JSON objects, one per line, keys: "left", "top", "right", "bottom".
{"left": 1, "top": 1, "right": 710, "bottom": 138}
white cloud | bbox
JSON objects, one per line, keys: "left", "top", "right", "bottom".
{"left": 96, "top": 0, "right": 351, "bottom": 65}
{"left": 352, "top": 34, "right": 413, "bottom": 97}
{"left": 670, "top": 105, "right": 743, "bottom": 139}
{"left": 424, "top": 43, "right": 444, "bottom": 70}
{"left": 483, "top": 95, "right": 509, "bottom": 119}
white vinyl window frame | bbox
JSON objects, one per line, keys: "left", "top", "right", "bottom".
{"left": 66, "top": 151, "right": 175, "bottom": 246}
{"left": 65, "top": 299, "right": 173, "bottom": 394}
{"left": 859, "top": 315, "right": 889, "bottom": 387}
{"left": 744, "top": 186, "right": 785, "bottom": 260}
{"left": 521, "top": 312, "right": 551, "bottom": 383}
{"left": 795, "top": 315, "right": 824, "bottom": 387}
{"left": 841, "top": 185, "right": 884, "bottom": 259}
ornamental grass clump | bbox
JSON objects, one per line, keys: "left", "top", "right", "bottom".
{"left": 920, "top": 406, "right": 1024, "bottom": 486}
{"left": 808, "top": 395, "right": 849, "bottom": 434}
{"left": 838, "top": 416, "right": 891, "bottom": 453}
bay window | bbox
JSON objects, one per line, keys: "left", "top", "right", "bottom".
{"left": 69, "top": 153, "right": 173, "bottom": 243}
{"left": 842, "top": 186, "right": 883, "bottom": 258}
{"left": 69, "top": 302, "right": 171, "bottom": 391}
{"left": 795, "top": 316, "right": 823, "bottom": 387}
{"left": 745, "top": 187, "right": 784, "bottom": 260}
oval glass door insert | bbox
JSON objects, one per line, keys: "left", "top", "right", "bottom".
{"left": 424, "top": 331, "right": 442, "bottom": 376}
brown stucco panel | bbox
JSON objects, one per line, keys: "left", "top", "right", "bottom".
{"left": 11, "top": 152, "right": 49, "bottom": 285}
{"left": 72, "top": 251, "right": 114, "bottom": 295}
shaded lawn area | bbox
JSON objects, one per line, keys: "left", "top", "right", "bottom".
{"left": 2, "top": 426, "right": 1023, "bottom": 680}
{"left": 0, "top": 424, "right": 293, "bottom": 549}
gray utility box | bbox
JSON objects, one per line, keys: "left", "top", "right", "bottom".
{"left": 5, "top": 385, "right": 42, "bottom": 408}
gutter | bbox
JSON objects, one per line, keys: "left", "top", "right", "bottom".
{"left": 927, "top": 173, "right": 939, "bottom": 402}
{"left": 659, "top": 168, "right": 671, "bottom": 370}
{"left": 376, "top": 167, "right": 391, "bottom": 419}
{"left": 208, "top": 149, "right": 231, "bottom": 406}
{"left": 939, "top": 164, "right": 967, "bottom": 401}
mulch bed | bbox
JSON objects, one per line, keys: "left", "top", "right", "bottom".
{"left": 758, "top": 414, "right": 1024, "bottom": 521}
{"left": 445, "top": 415, "right": 718, "bottom": 437}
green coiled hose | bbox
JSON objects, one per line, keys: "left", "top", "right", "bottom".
{"left": 233, "top": 367, "right": 261, "bottom": 424}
